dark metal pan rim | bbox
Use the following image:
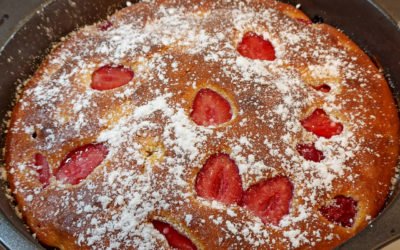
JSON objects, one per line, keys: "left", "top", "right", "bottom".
{"left": 366, "top": 0, "right": 400, "bottom": 33}
{"left": 0, "top": 0, "right": 54, "bottom": 53}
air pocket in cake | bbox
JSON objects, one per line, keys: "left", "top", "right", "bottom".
{"left": 319, "top": 195, "right": 358, "bottom": 227}
{"left": 190, "top": 88, "right": 233, "bottom": 126}
{"left": 139, "top": 136, "right": 165, "bottom": 166}
{"left": 195, "top": 153, "right": 243, "bottom": 205}
{"left": 301, "top": 108, "right": 343, "bottom": 138}
{"left": 91, "top": 65, "right": 134, "bottom": 90}
{"left": 54, "top": 143, "right": 108, "bottom": 185}
{"left": 241, "top": 176, "right": 293, "bottom": 225}
{"left": 152, "top": 220, "right": 197, "bottom": 250}
{"left": 237, "top": 32, "right": 276, "bottom": 61}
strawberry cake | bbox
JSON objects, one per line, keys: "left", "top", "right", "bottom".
{"left": 4, "top": 0, "right": 399, "bottom": 249}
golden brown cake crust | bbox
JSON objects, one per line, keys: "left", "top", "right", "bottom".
{"left": 5, "top": 0, "right": 399, "bottom": 249}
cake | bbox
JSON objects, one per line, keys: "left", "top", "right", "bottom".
{"left": 4, "top": 0, "right": 399, "bottom": 249}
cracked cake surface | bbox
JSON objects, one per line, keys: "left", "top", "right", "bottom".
{"left": 4, "top": 0, "right": 400, "bottom": 249}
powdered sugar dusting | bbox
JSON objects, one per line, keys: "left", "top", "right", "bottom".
{"left": 5, "top": 0, "right": 398, "bottom": 249}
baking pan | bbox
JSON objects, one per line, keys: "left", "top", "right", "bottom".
{"left": 0, "top": 0, "right": 399, "bottom": 249}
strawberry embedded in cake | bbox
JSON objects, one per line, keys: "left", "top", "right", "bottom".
{"left": 33, "top": 153, "right": 51, "bottom": 187}
{"left": 301, "top": 108, "right": 344, "bottom": 139}
{"left": 313, "top": 84, "right": 331, "bottom": 93}
{"left": 54, "top": 143, "right": 108, "bottom": 185}
{"left": 295, "top": 18, "right": 313, "bottom": 25}
{"left": 237, "top": 32, "right": 276, "bottom": 61}
{"left": 195, "top": 154, "right": 242, "bottom": 205}
{"left": 319, "top": 195, "right": 358, "bottom": 227}
{"left": 190, "top": 88, "right": 233, "bottom": 126}
{"left": 98, "top": 20, "right": 113, "bottom": 31}
{"left": 152, "top": 220, "right": 197, "bottom": 250}
{"left": 296, "top": 143, "right": 325, "bottom": 162}
{"left": 241, "top": 176, "right": 293, "bottom": 225}
{"left": 91, "top": 65, "right": 134, "bottom": 90}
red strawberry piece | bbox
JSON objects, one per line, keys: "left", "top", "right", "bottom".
{"left": 152, "top": 220, "right": 197, "bottom": 250}
{"left": 241, "top": 176, "right": 293, "bottom": 225}
{"left": 296, "top": 18, "right": 312, "bottom": 25}
{"left": 99, "top": 20, "right": 112, "bottom": 31}
{"left": 55, "top": 143, "right": 108, "bottom": 185}
{"left": 195, "top": 153, "right": 243, "bottom": 205}
{"left": 319, "top": 195, "right": 358, "bottom": 227}
{"left": 237, "top": 32, "right": 276, "bottom": 61}
{"left": 296, "top": 143, "right": 325, "bottom": 162}
{"left": 300, "top": 109, "right": 343, "bottom": 139}
{"left": 313, "top": 84, "right": 331, "bottom": 93}
{"left": 91, "top": 65, "right": 134, "bottom": 91}
{"left": 190, "top": 88, "right": 232, "bottom": 126}
{"left": 34, "top": 153, "right": 51, "bottom": 187}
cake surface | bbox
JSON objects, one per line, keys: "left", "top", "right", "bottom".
{"left": 4, "top": 0, "right": 399, "bottom": 249}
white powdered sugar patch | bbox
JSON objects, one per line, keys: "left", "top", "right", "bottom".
{"left": 163, "top": 108, "right": 212, "bottom": 161}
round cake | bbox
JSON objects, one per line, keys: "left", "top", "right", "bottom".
{"left": 4, "top": 0, "right": 399, "bottom": 249}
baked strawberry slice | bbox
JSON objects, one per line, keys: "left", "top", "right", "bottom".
{"left": 241, "top": 176, "right": 293, "bottom": 225}
{"left": 296, "top": 143, "right": 325, "bottom": 162}
{"left": 34, "top": 153, "right": 51, "bottom": 187}
{"left": 319, "top": 195, "right": 358, "bottom": 227}
{"left": 313, "top": 84, "right": 331, "bottom": 93}
{"left": 152, "top": 220, "right": 197, "bottom": 250}
{"left": 98, "top": 20, "right": 112, "bottom": 31}
{"left": 195, "top": 153, "right": 243, "bottom": 205}
{"left": 190, "top": 88, "right": 232, "bottom": 126}
{"left": 237, "top": 32, "right": 276, "bottom": 61}
{"left": 91, "top": 65, "right": 134, "bottom": 91}
{"left": 296, "top": 18, "right": 312, "bottom": 25}
{"left": 55, "top": 143, "right": 108, "bottom": 185}
{"left": 300, "top": 109, "right": 343, "bottom": 139}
